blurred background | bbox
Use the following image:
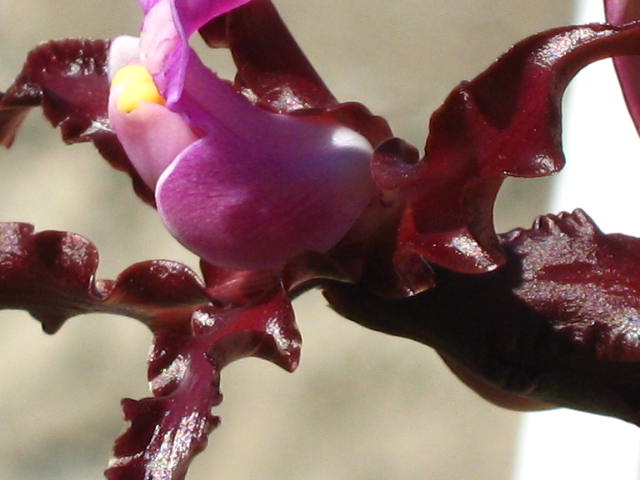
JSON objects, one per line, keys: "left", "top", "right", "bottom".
{"left": 0, "top": 1, "right": 575, "bottom": 479}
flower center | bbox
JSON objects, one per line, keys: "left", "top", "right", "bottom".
{"left": 111, "top": 65, "right": 165, "bottom": 113}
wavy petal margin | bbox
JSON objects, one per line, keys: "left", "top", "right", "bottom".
{"left": 0, "top": 223, "right": 301, "bottom": 479}
{"left": 325, "top": 210, "right": 640, "bottom": 425}
{"left": 199, "top": 0, "right": 337, "bottom": 112}
{"left": 376, "top": 23, "right": 640, "bottom": 275}
{"left": 0, "top": 39, "right": 155, "bottom": 205}
{"left": 106, "top": 292, "right": 300, "bottom": 480}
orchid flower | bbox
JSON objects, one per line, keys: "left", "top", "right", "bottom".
{"left": 107, "top": 0, "right": 374, "bottom": 270}
{"left": 7, "top": 0, "right": 640, "bottom": 479}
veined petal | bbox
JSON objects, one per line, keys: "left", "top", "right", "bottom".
{"left": 605, "top": 0, "right": 640, "bottom": 134}
{"left": 156, "top": 119, "right": 374, "bottom": 270}
{"left": 117, "top": 0, "right": 377, "bottom": 269}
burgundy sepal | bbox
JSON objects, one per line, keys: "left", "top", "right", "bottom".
{"left": 0, "top": 39, "right": 154, "bottom": 205}
{"left": 325, "top": 210, "right": 640, "bottom": 425}
{"left": 107, "top": 289, "right": 300, "bottom": 480}
{"left": 392, "top": 23, "right": 640, "bottom": 274}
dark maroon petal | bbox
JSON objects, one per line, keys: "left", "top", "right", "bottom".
{"left": 328, "top": 189, "right": 436, "bottom": 298}
{"left": 0, "top": 222, "right": 302, "bottom": 478}
{"left": 0, "top": 222, "right": 211, "bottom": 333}
{"left": 200, "top": 0, "right": 337, "bottom": 112}
{"left": 199, "top": 260, "right": 281, "bottom": 306}
{"left": 0, "top": 39, "right": 155, "bottom": 205}
{"left": 388, "top": 23, "right": 640, "bottom": 274}
{"left": 0, "top": 223, "right": 101, "bottom": 333}
{"left": 200, "top": 1, "right": 395, "bottom": 150}
{"left": 324, "top": 210, "right": 640, "bottom": 425}
{"left": 106, "top": 290, "right": 300, "bottom": 480}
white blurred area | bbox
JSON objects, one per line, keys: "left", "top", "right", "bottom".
{"left": 0, "top": 1, "right": 575, "bottom": 479}
{"left": 514, "top": 0, "right": 640, "bottom": 478}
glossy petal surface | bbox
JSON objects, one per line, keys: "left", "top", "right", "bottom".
{"left": 107, "top": 291, "right": 300, "bottom": 480}
{"left": 0, "top": 39, "right": 154, "bottom": 205}
{"left": 383, "top": 23, "right": 640, "bottom": 274}
{"left": 199, "top": 0, "right": 338, "bottom": 111}
{"left": 325, "top": 210, "right": 640, "bottom": 425}
{"left": 0, "top": 222, "right": 301, "bottom": 479}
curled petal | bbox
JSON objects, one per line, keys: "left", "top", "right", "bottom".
{"left": 0, "top": 223, "right": 213, "bottom": 332}
{"left": 389, "top": 23, "right": 640, "bottom": 274}
{"left": 0, "top": 222, "right": 301, "bottom": 479}
{"left": 156, "top": 119, "right": 374, "bottom": 269}
{"left": 172, "top": 0, "right": 253, "bottom": 39}
{"left": 140, "top": 0, "right": 249, "bottom": 103}
{"left": 0, "top": 39, "right": 154, "bottom": 205}
{"left": 200, "top": 0, "right": 338, "bottom": 112}
{"left": 107, "top": 289, "right": 300, "bottom": 480}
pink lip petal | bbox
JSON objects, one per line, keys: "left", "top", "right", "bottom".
{"left": 155, "top": 118, "right": 374, "bottom": 270}
{"left": 108, "top": 87, "right": 198, "bottom": 189}
{"left": 174, "top": 48, "right": 268, "bottom": 133}
{"left": 140, "top": 0, "right": 181, "bottom": 96}
{"left": 124, "top": 0, "right": 377, "bottom": 269}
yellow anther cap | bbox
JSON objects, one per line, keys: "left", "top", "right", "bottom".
{"left": 112, "top": 65, "right": 165, "bottom": 113}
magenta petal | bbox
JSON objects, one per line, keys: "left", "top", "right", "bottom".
{"left": 141, "top": 0, "right": 249, "bottom": 104}
{"left": 605, "top": 0, "right": 640, "bottom": 134}
{"left": 156, "top": 120, "right": 374, "bottom": 270}
{"left": 172, "top": 0, "right": 251, "bottom": 37}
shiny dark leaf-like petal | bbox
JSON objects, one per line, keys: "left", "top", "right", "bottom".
{"left": 0, "top": 223, "right": 301, "bottom": 479}
{"left": 0, "top": 39, "right": 154, "bottom": 204}
{"left": 107, "top": 290, "right": 300, "bottom": 480}
{"left": 384, "top": 23, "right": 640, "bottom": 274}
{"left": 200, "top": 0, "right": 337, "bottom": 112}
{"left": 0, "top": 222, "right": 209, "bottom": 332}
{"left": 325, "top": 210, "right": 640, "bottom": 425}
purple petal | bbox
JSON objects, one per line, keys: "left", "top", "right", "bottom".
{"left": 140, "top": 0, "right": 249, "bottom": 104}
{"left": 172, "top": 0, "right": 252, "bottom": 38}
{"left": 605, "top": 0, "right": 640, "bottom": 134}
{"left": 156, "top": 118, "right": 374, "bottom": 270}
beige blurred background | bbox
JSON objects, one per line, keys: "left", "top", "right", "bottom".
{"left": 0, "top": 1, "right": 572, "bottom": 479}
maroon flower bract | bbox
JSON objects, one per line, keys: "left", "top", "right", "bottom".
{"left": 5, "top": 1, "right": 640, "bottom": 479}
